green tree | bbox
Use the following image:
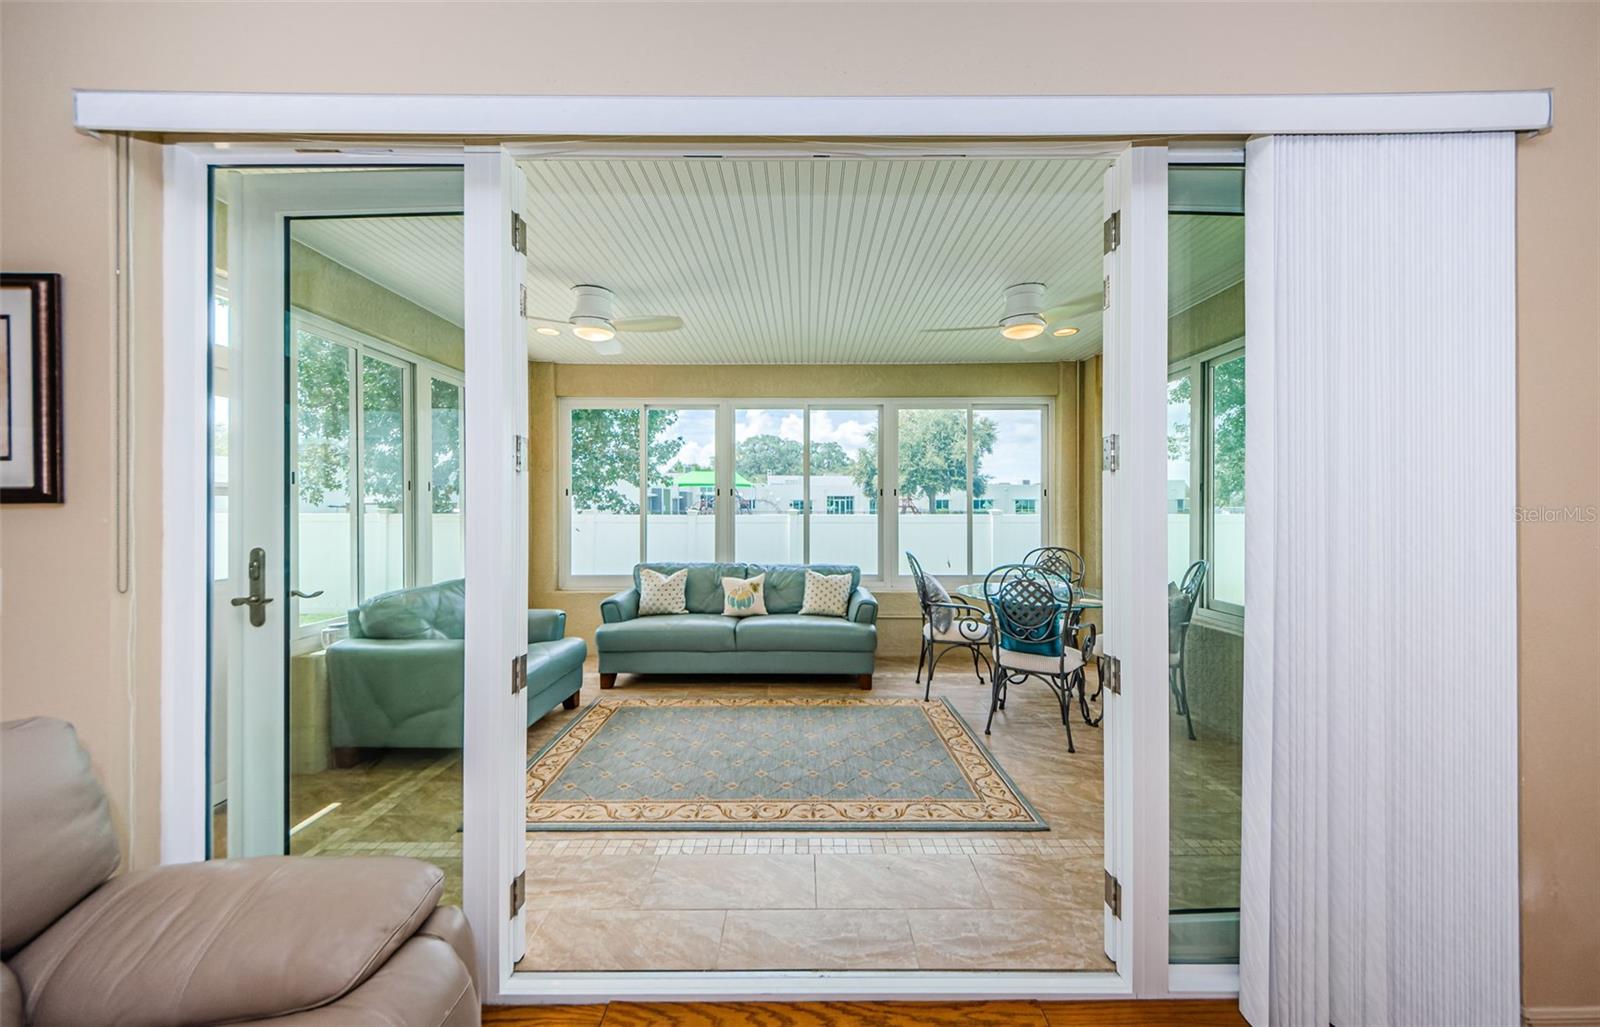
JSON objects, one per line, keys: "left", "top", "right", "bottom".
{"left": 808, "top": 440, "right": 852, "bottom": 474}
{"left": 735, "top": 433, "right": 802, "bottom": 483}
{"left": 568, "top": 407, "right": 683, "bottom": 513}
{"left": 1210, "top": 356, "right": 1245, "bottom": 508}
{"left": 295, "top": 333, "right": 353, "bottom": 508}
{"left": 849, "top": 411, "right": 997, "bottom": 511}
{"left": 429, "top": 379, "right": 462, "bottom": 513}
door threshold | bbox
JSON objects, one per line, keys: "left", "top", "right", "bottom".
{"left": 500, "top": 969, "right": 1130, "bottom": 1004}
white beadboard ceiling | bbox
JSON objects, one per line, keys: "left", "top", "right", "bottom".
{"left": 519, "top": 158, "right": 1115, "bottom": 364}
{"left": 291, "top": 214, "right": 465, "bottom": 327}
{"left": 280, "top": 164, "right": 1244, "bottom": 364}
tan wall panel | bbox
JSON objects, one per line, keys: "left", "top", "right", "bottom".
{"left": 2, "top": 2, "right": 1594, "bottom": 1009}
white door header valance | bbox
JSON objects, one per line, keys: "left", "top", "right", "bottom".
{"left": 74, "top": 90, "right": 1551, "bottom": 139}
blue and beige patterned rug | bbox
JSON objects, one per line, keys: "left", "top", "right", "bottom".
{"left": 525, "top": 697, "right": 1045, "bottom": 831}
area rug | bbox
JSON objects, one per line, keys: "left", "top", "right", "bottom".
{"left": 525, "top": 697, "right": 1045, "bottom": 831}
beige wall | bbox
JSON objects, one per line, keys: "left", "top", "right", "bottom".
{"left": 2, "top": 2, "right": 1595, "bottom": 1013}
{"left": 528, "top": 362, "right": 1092, "bottom": 656}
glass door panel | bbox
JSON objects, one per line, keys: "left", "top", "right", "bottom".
{"left": 734, "top": 407, "right": 804, "bottom": 564}
{"left": 974, "top": 407, "right": 1043, "bottom": 568}
{"left": 1167, "top": 163, "right": 1245, "bottom": 965}
{"left": 896, "top": 407, "right": 969, "bottom": 576}
{"left": 293, "top": 328, "right": 357, "bottom": 629}
{"left": 645, "top": 406, "right": 717, "bottom": 563}
{"left": 807, "top": 407, "right": 879, "bottom": 573}
{"left": 429, "top": 378, "right": 465, "bottom": 582}
{"left": 358, "top": 353, "right": 409, "bottom": 599}
{"left": 567, "top": 406, "right": 642, "bottom": 576}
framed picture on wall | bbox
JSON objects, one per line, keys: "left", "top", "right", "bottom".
{"left": 1, "top": 273, "right": 64, "bottom": 504}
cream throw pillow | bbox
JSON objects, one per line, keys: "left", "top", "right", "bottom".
{"left": 722, "top": 573, "right": 768, "bottom": 617}
{"left": 638, "top": 567, "right": 689, "bottom": 616}
{"left": 799, "top": 569, "right": 853, "bottom": 617}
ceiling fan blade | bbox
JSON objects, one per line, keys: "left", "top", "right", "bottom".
{"left": 614, "top": 315, "right": 683, "bottom": 333}
{"left": 922, "top": 325, "right": 997, "bottom": 333}
{"left": 1040, "top": 292, "right": 1102, "bottom": 322}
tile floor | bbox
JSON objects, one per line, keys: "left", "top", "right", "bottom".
{"left": 245, "top": 653, "right": 1241, "bottom": 973}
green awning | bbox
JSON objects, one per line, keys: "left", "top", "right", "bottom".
{"left": 671, "top": 468, "right": 754, "bottom": 488}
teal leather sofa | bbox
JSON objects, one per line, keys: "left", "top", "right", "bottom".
{"left": 325, "top": 579, "right": 585, "bottom": 763}
{"left": 596, "top": 563, "right": 878, "bottom": 689}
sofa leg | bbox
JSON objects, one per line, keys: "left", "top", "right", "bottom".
{"left": 857, "top": 674, "right": 873, "bottom": 691}
{"left": 332, "top": 747, "right": 368, "bottom": 769}
{"left": 599, "top": 673, "right": 617, "bottom": 690}
{"left": 562, "top": 693, "right": 581, "bottom": 710}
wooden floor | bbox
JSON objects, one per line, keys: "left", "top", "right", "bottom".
{"left": 483, "top": 999, "right": 1245, "bottom": 1026}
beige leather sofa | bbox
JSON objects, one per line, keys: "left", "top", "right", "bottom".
{"left": 0, "top": 717, "right": 479, "bottom": 1026}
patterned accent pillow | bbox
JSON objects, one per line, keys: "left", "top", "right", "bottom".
{"left": 722, "top": 573, "right": 767, "bottom": 617}
{"left": 925, "top": 574, "right": 955, "bottom": 634}
{"left": 799, "top": 569, "right": 853, "bottom": 617}
{"left": 638, "top": 567, "right": 689, "bottom": 616}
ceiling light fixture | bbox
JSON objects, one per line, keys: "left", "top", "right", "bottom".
{"left": 535, "top": 326, "right": 561, "bottom": 337}
{"left": 1000, "top": 315, "right": 1047, "bottom": 340}
{"left": 1052, "top": 326, "right": 1080, "bottom": 337}
{"left": 571, "top": 316, "right": 616, "bottom": 343}
{"left": 591, "top": 337, "right": 623, "bottom": 357}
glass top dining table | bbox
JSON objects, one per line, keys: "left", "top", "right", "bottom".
{"left": 952, "top": 579, "right": 1103, "bottom": 611}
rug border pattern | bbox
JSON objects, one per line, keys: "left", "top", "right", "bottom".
{"left": 525, "top": 696, "right": 1047, "bottom": 832}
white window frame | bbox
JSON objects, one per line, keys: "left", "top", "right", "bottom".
{"left": 557, "top": 397, "right": 1052, "bottom": 591}
{"left": 1166, "top": 337, "right": 1246, "bottom": 630}
{"left": 289, "top": 308, "right": 466, "bottom": 640}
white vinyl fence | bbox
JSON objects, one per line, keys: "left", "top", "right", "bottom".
{"left": 568, "top": 511, "right": 1045, "bottom": 578}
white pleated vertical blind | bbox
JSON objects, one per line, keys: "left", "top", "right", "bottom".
{"left": 1240, "top": 133, "right": 1520, "bottom": 1027}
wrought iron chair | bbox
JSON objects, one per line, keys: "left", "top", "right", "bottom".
{"left": 983, "top": 563, "right": 1094, "bottom": 753}
{"left": 1024, "top": 546, "right": 1085, "bottom": 584}
{"left": 1024, "top": 546, "right": 1090, "bottom": 647}
{"left": 907, "top": 551, "right": 993, "bottom": 701}
{"left": 1170, "top": 559, "right": 1208, "bottom": 740}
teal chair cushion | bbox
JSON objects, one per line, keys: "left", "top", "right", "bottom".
{"left": 634, "top": 563, "right": 748, "bottom": 615}
{"left": 356, "top": 579, "right": 466, "bottom": 640}
{"left": 735, "top": 614, "right": 877, "bottom": 653}
{"left": 596, "top": 613, "right": 737, "bottom": 652}
{"left": 754, "top": 564, "right": 861, "bottom": 614}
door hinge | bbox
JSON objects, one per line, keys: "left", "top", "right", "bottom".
{"left": 513, "top": 434, "right": 528, "bottom": 473}
{"left": 510, "top": 212, "right": 528, "bottom": 255}
{"left": 511, "top": 652, "right": 527, "bottom": 695}
{"left": 1102, "top": 433, "right": 1120, "bottom": 472}
{"left": 1102, "top": 274, "right": 1111, "bottom": 311}
{"left": 509, "top": 871, "right": 526, "bottom": 918}
{"left": 1103, "top": 211, "right": 1120, "bottom": 254}
{"left": 1100, "top": 653, "right": 1121, "bottom": 695}
{"left": 1104, "top": 870, "right": 1122, "bottom": 919}
{"left": 518, "top": 283, "right": 528, "bottom": 317}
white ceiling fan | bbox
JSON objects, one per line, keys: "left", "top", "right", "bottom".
{"left": 923, "top": 282, "right": 1099, "bottom": 352}
{"left": 528, "top": 284, "right": 684, "bottom": 356}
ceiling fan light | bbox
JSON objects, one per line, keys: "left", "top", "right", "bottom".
{"left": 1000, "top": 313, "right": 1046, "bottom": 341}
{"left": 591, "top": 337, "right": 623, "bottom": 357}
{"left": 572, "top": 316, "right": 616, "bottom": 343}
{"left": 1052, "top": 326, "right": 1080, "bottom": 337}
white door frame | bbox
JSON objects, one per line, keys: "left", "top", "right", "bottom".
{"left": 146, "top": 90, "right": 1551, "bottom": 1007}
